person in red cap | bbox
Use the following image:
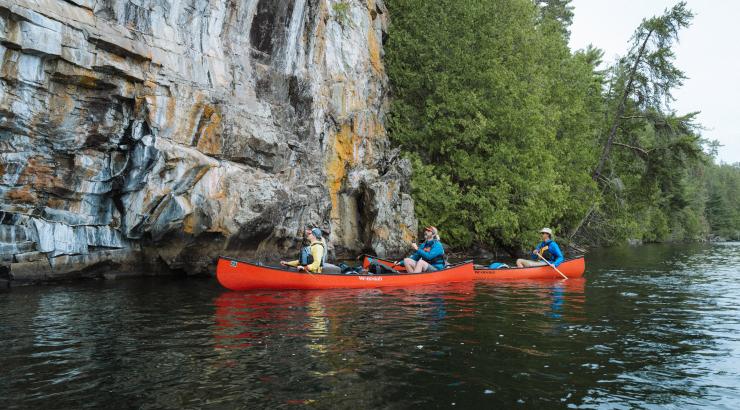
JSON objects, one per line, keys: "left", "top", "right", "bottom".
{"left": 395, "top": 226, "right": 446, "bottom": 273}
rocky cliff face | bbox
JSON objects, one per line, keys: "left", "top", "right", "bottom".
{"left": 0, "top": 0, "right": 416, "bottom": 281}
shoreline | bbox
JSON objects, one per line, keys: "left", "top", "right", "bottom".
{"left": 4, "top": 241, "right": 737, "bottom": 289}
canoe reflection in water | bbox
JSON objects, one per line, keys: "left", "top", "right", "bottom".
{"left": 213, "top": 279, "right": 585, "bottom": 351}
{"left": 210, "top": 279, "right": 587, "bottom": 406}
{"left": 213, "top": 283, "right": 478, "bottom": 350}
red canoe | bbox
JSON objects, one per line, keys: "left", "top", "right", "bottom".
{"left": 362, "top": 255, "right": 586, "bottom": 280}
{"left": 216, "top": 257, "right": 475, "bottom": 291}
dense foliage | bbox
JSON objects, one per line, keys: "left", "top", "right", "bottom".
{"left": 385, "top": 0, "right": 740, "bottom": 252}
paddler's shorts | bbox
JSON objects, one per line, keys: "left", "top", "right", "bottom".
{"left": 516, "top": 259, "right": 548, "bottom": 268}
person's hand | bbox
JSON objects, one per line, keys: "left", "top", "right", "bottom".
{"left": 411, "top": 243, "right": 419, "bottom": 251}
{"left": 297, "top": 266, "right": 305, "bottom": 271}
{"left": 280, "top": 261, "right": 287, "bottom": 266}
{"left": 393, "top": 260, "right": 400, "bottom": 266}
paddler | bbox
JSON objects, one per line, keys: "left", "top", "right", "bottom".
{"left": 281, "top": 228, "right": 326, "bottom": 273}
{"left": 516, "top": 227, "right": 564, "bottom": 268}
{"left": 394, "top": 226, "right": 446, "bottom": 273}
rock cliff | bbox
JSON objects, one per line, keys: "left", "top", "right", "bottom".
{"left": 0, "top": 0, "right": 416, "bottom": 281}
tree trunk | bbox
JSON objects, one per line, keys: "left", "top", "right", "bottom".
{"left": 592, "top": 29, "right": 654, "bottom": 181}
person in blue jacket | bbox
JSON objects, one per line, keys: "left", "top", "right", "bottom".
{"left": 516, "top": 227, "right": 564, "bottom": 268}
{"left": 395, "top": 226, "right": 446, "bottom": 273}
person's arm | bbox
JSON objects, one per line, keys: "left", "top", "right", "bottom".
{"left": 417, "top": 241, "right": 443, "bottom": 261}
{"left": 306, "top": 244, "right": 323, "bottom": 272}
{"left": 284, "top": 260, "right": 300, "bottom": 267}
{"left": 409, "top": 249, "right": 421, "bottom": 262}
{"left": 550, "top": 242, "right": 564, "bottom": 267}
{"left": 531, "top": 242, "right": 543, "bottom": 260}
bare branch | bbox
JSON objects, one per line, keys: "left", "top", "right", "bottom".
{"left": 613, "top": 141, "right": 650, "bottom": 159}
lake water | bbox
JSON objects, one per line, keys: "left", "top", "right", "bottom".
{"left": 1, "top": 243, "right": 739, "bottom": 409}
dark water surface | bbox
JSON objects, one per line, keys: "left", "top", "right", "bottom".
{"left": 1, "top": 243, "right": 739, "bottom": 409}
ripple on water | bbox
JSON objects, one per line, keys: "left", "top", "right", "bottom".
{"left": 1, "top": 244, "right": 740, "bottom": 408}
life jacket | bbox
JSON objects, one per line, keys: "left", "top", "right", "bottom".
{"left": 298, "top": 241, "right": 326, "bottom": 266}
{"left": 420, "top": 239, "right": 446, "bottom": 267}
{"left": 540, "top": 240, "right": 555, "bottom": 262}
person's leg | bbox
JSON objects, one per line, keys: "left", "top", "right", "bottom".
{"left": 413, "top": 259, "right": 430, "bottom": 273}
{"left": 518, "top": 259, "right": 547, "bottom": 268}
{"left": 322, "top": 263, "right": 342, "bottom": 274}
{"left": 403, "top": 258, "right": 417, "bottom": 273}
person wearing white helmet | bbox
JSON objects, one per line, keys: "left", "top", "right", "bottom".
{"left": 516, "top": 227, "right": 564, "bottom": 268}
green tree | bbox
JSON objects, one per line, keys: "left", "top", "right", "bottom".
{"left": 386, "top": 0, "right": 733, "bottom": 252}
{"left": 387, "top": 0, "right": 600, "bottom": 251}
{"left": 592, "top": 2, "right": 694, "bottom": 181}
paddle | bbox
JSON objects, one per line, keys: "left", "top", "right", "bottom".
{"left": 537, "top": 253, "right": 568, "bottom": 280}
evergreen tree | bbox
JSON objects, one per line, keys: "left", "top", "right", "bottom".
{"left": 386, "top": 0, "right": 738, "bottom": 252}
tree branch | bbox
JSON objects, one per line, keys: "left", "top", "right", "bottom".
{"left": 613, "top": 141, "right": 650, "bottom": 159}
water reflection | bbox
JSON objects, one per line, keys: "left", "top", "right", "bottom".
{"left": 1, "top": 244, "right": 739, "bottom": 408}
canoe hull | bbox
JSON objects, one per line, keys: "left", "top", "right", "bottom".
{"left": 362, "top": 255, "right": 586, "bottom": 280}
{"left": 216, "top": 258, "right": 475, "bottom": 291}
{"left": 474, "top": 257, "right": 585, "bottom": 280}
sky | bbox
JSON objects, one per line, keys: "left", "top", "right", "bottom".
{"left": 569, "top": 0, "right": 740, "bottom": 164}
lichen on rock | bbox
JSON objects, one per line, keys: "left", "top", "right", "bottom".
{"left": 0, "top": 0, "right": 416, "bottom": 281}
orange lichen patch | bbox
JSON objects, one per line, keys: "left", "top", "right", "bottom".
{"left": 367, "top": 27, "right": 383, "bottom": 73}
{"left": 209, "top": 187, "right": 226, "bottom": 201}
{"left": 182, "top": 94, "right": 206, "bottom": 145}
{"left": 49, "top": 94, "right": 75, "bottom": 126}
{"left": 17, "top": 156, "right": 60, "bottom": 190}
{"left": 190, "top": 166, "right": 213, "bottom": 191}
{"left": 166, "top": 94, "right": 177, "bottom": 131}
{"left": 183, "top": 213, "right": 196, "bottom": 235}
{"left": 195, "top": 105, "right": 223, "bottom": 155}
{"left": 399, "top": 224, "right": 415, "bottom": 243}
{"left": 326, "top": 123, "right": 360, "bottom": 221}
{"left": 313, "top": 2, "right": 328, "bottom": 66}
{"left": 47, "top": 197, "right": 66, "bottom": 209}
{"left": 374, "top": 226, "right": 389, "bottom": 240}
{"left": 6, "top": 187, "right": 37, "bottom": 203}
{"left": 386, "top": 181, "right": 396, "bottom": 201}
{"left": 75, "top": 74, "right": 102, "bottom": 89}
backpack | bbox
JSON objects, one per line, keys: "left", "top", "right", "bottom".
{"left": 298, "top": 242, "right": 325, "bottom": 266}
{"left": 368, "top": 261, "right": 397, "bottom": 275}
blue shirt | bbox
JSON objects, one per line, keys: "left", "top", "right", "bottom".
{"left": 410, "top": 240, "right": 446, "bottom": 270}
{"left": 532, "top": 240, "right": 564, "bottom": 267}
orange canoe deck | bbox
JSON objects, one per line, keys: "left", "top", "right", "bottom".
{"left": 363, "top": 255, "right": 586, "bottom": 280}
{"left": 216, "top": 258, "right": 475, "bottom": 291}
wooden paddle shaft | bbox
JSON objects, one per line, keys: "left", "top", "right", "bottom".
{"left": 537, "top": 253, "right": 569, "bottom": 280}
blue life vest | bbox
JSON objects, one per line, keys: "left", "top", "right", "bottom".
{"left": 421, "top": 240, "right": 446, "bottom": 267}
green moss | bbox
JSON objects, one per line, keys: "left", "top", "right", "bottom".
{"left": 332, "top": 2, "right": 353, "bottom": 28}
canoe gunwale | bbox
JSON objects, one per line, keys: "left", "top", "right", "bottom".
{"left": 362, "top": 254, "right": 586, "bottom": 271}
{"left": 218, "top": 256, "right": 474, "bottom": 278}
